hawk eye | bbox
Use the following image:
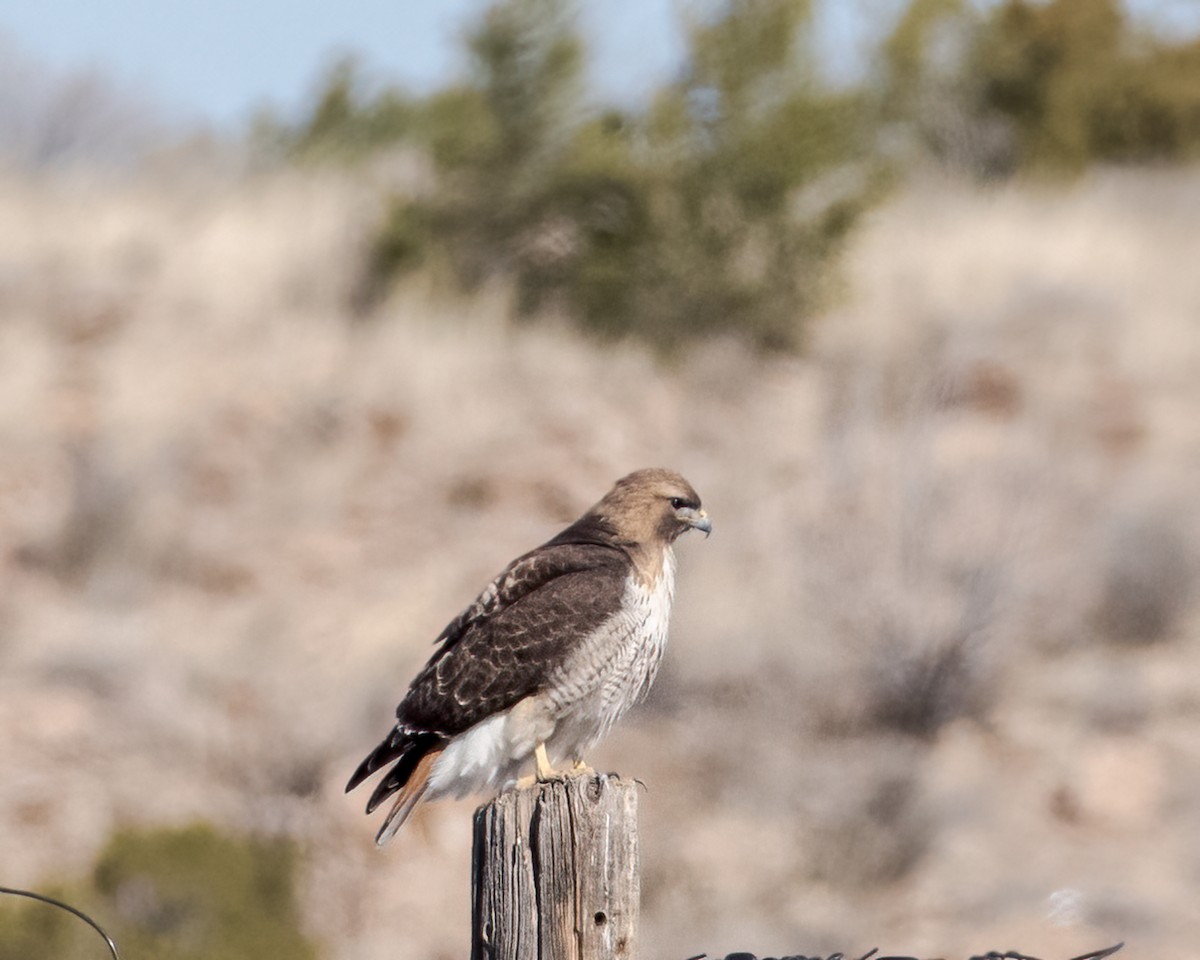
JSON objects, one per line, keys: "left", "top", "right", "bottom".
{"left": 669, "top": 497, "right": 685, "bottom": 510}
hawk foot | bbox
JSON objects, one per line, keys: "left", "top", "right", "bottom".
{"left": 511, "top": 746, "right": 599, "bottom": 790}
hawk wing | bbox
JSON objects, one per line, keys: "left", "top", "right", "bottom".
{"left": 399, "top": 540, "right": 630, "bottom": 735}
{"left": 346, "top": 539, "right": 630, "bottom": 830}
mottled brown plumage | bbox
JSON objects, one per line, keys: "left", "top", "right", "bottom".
{"left": 347, "top": 468, "right": 709, "bottom": 845}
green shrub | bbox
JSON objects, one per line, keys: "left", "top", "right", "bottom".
{"left": 0, "top": 823, "right": 319, "bottom": 960}
{"left": 0, "top": 886, "right": 97, "bottom": 960}
{"left": 357, "top": 0, "right": 882, "bottom": 353}
{"left": 879, "top": 0, "right": 1200, "bottom": 176}
{"left": 265, "top": 54, "right": 417, "bottom": 161}
{"left": 282, "top": 0, "right": 1200, "bottom": 346}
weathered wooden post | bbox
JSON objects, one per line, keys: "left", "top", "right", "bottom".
{"left": 471, "top": 774, "right": 639, "bottom": 960}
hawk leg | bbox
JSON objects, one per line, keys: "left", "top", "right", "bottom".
{"left": 571, "top": 757, "right": 595, "bottom": 776}
{"left": 514, "top": 742, "right": 565, "bottom": 790}
{"left": 535, "top": 742, "right": 561, "bottom": 780}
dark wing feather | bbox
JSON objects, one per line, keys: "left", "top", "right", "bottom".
{"left": 397, "top": 541, "right": 629, "bottom": 736}
{"left": 363, "top": 733, "right": 441, "bottom": 813}
{"left": 346, "top": 727, "right": 439, "bottom": 796}
{"left": 345, "top": 540, "right": 629, "bottom": 824}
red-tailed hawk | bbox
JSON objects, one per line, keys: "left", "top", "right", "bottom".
{"left": 347, "top": 468, "right": 710, "bottom": 844}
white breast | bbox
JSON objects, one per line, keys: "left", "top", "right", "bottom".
{"left": 546, "top": 548, "right": 676, "bottom": 761}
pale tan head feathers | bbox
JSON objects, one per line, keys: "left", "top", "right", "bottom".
{"left": 588, "top": 468, "right": 710, "bottom": 548}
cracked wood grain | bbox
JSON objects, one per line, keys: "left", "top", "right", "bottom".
{"left": 471, "top": 775, "right": 639, "bottom": 960}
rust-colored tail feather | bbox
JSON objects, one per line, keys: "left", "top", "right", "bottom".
{"left": 374, "top": 747, "right": 441, "bottom": 846}
{"left": 346, "top": 729, "right": 445, "bottom": 843}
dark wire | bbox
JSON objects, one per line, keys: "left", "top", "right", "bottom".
{"left": 0, "top": 885, "right": 121, "bottom": 960}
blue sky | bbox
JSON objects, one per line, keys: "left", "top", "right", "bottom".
{"left": 1, "top": 0, "right": 687, "bottom": 126}
{"left": 2, "top": 1, "right": 1199, "bottom": 128}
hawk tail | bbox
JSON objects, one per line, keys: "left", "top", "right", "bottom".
{"left": 345, "top": 729, "right": 444, "bottom": 843}
{"left": 373, "top": 748, "right": 441, "bottom": 846}
{"left": 345, "top": 727, "right": 407, "bottom": 794}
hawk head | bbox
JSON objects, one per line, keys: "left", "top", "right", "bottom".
{"left": 589, "top": 468, "right": 711, "bottom": 546}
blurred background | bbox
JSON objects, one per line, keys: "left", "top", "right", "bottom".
{"left": 2, "top": 1, "right": 1200, "bottom": 958}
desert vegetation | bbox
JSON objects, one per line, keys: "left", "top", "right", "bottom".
{"left": 2, "top": 2, "right": 1200, "bottom": 959}
{"left": 255, "top": 0, "right": 1200, "bottom": 351}
{"left": 0, "top": 825, "right": 316, "bottom": 960}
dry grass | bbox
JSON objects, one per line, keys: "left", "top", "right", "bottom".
{"left": 1, "top": 163, "right": 1199, "bottom": 959}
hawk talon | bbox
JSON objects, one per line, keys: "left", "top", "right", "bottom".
{"left": 535, "top": 743, "right": 566, "bottom": 782}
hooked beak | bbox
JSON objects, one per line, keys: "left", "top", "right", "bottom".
{"left": 685, "top": 509, "right": 712, "bottom": 538}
